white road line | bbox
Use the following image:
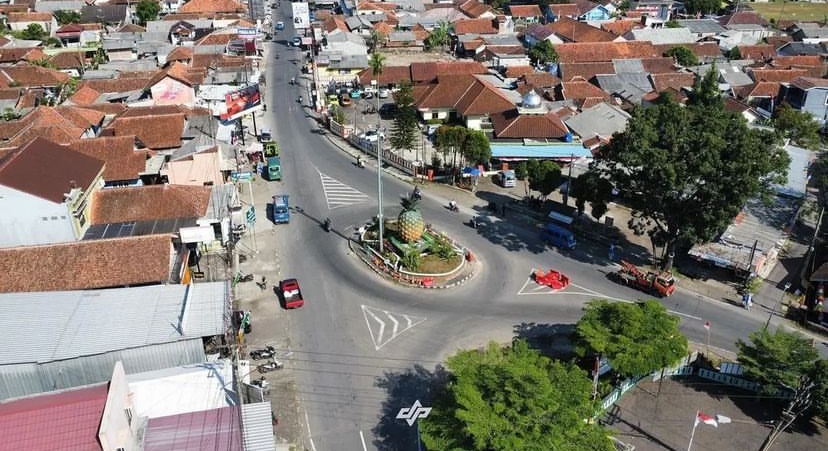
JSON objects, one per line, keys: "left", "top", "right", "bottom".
{"left": 388, "top": 312, "right": 399, "bottom": 337}
{"left": 359, "top": 430, "right": 368, "bottom": 451}
{"left": 318, "top": 170, "right": 370, "bottom": 209}
{"left": 362, "top": 305, "right": 426, "bottom": 351}
{"left": 364, "top": 308, "right": 386, "bottom": 349}
{"left": 304, "top": 408, "right": 318, "bottom": 451}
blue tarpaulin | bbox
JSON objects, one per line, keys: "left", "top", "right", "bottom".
{"left": 462, "top": 167, "right": 481, "bottom": 176}
{"left": 490, "top": 143, "right": 592, "bottom": 160}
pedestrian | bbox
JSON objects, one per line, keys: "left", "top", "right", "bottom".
{"left": 608, "top": 242, "right": 616, "bottom": 262}
{"left": 743, "top": 293, "right": 753, "bottom": 311}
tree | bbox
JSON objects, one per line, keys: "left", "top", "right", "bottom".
{"left": 528, "top": 40, "right": 558, "bottom": 68}
{"left": 369, "top": 52, "right": 385, "bottom": 78}
{"left": 390, "top": 81, "right": 418, "bottom": 151}
{"left": 665, "top": 19, "right": 681, "bottom": 28}
{"left": 727, "top": 46, "right": 742, "bottom": 60}
{"left": 19, "top": 23, "right": 46, "bottom": 41}
{"left": 434, "top": 126, "right": 491, "bottom": 183}
{"left": 736, "top": 328, "right": 819, "bottom": 392}
{"left": 812, "top": 359, "right": 828, "bottom": 423}
{"left": 1, "top": 108, "right": 21, "bottom": 121}
{"left": 773, "top": 103, "right": 821, "bottom": 149}
{"left": 368, "top": 29, "right": 386, "bottom": 52}
{"left": 420, "top": 340, "right": 614, "bottom": 451}
{"left": 574, "top": 300, "right": 688, "bottom": 378}
{"left": 581, "top": 68, "right": 790, "bottom": 269}
{"left": 135, "top": 0, "right": 161, "bottom": 26}
{"left": 682, "top": 0, "right": 721, "bottom": 15}
{"left": 570, "top": 172, "right": 613, "bottom": 219}
{"left": 54, "top": 10, "right": 81, "bottom": 25}
{"left": 528, "top": 160, "right": 562, "bottom": 199}
{"left": 664, "top": 46, "right": 698, "bottom": 67}
{"left": 460, "top": 129, "right": 491, "bottom": 166}
{"left": 425, "top": 21, "right": 450, "bottom": 51}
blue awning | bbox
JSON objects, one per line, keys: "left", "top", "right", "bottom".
{"left": 491, "top": 143, "right": 592, "bottom": 160}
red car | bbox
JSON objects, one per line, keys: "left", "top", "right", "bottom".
{"left": 279, "top": 278, "right": 305, "bottom": 309}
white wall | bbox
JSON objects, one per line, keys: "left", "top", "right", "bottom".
{"left": 0, "top": 186, "right": 76, "bottom": 248}
{"left": 99, "top": 362, "right": 138, "bottom": 451}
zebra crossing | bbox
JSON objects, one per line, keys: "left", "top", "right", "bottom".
{"left": 319, "top": 171, "right": 371, "bottom": 209}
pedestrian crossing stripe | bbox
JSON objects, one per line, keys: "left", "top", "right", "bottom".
{"left": 318, "top": 171, "right": 370, "bottom": 209}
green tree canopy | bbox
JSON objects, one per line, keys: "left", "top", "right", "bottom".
{"left": 773, "top": 103, "right": 821, "bottom": 149}
{"left": 664, "top": 46, "right": 699, "bottom": 67}
{"left": 736, "top": 328, "right": 819, "bottom": 392}
{"left": 528, "top": 40, "right": 558, "bottom": 67}
{"left": 420, "top": 340, "right": 614, "bottom": 451}
{"left": 574, "top": 300, "right": 688, "bottom": 378}
{"left": 580, "top": 68, "right": 789, "bottom": 269}
{"left": 19, "top": 24, "right": 47, "bottom": 41}
{"left": 434, "top": 126, "right": 491, "bottom": 181}
{"left": 813, "top": 359, "right": 828, "bottom": 423}
{"left": 54, "top": 10, "right": 81, "bottom": 25}
{"left": 390, "top": 81, "right": 418, "bottom": 151}
{"left": 682, "top": 0, "right": 721, "bottom": 15}
{"left": 369, "top": 52, "right": 385, "bottom": 77}
{"left": 368, "top": 29, "right": 386, "bottom": 52}
{"left": 425, "top": 21, "right": 450, "bottom": 51}
{"left": 571, "top": 172, "right": 613, "bottom": 219}
{"left": 135, "top": 0, "right": 161, "bottom": 26}
{"left": 527, "top": 160, "right": 562, "bottom": 199}
{"left": 727, "top": 46, "right": 742, "bottom": 60}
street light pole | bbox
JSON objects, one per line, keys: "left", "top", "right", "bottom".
{"left": 375, "top": 81, "right": 383, "bottom": 252}
{"left": 765, "top": 282, "right": 791, "bottom": 330}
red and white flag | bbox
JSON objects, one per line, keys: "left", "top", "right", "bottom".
{"left": 695, "top": 412, "right": 718, "bottom": 428}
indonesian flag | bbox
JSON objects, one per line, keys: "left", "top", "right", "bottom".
{"left": 696, "top": 412, "right": 718, "bottom": 427}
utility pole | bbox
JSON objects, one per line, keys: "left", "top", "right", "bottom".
{"left": 759, "top": 376, "right": 815, "bottom": 451}
{"left": 375, "top": 81, "right": 384, "bottom": 252}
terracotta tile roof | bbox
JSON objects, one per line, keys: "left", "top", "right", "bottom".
{"left": 560, "top": 79, "right": 609, "bottom": 101}
{"left": 735, "top": 81, "right": 781, "bottom": 100}
{"left": 179, "top": 0, "right": 246, "bottom": 14}
{"left": 508, "top": 4, "right": 542, "bottom": 17}
{"left": 118, "top": 105, "right": 189, "bottom": 118}
{"left": 549, "top": 3, "right": 581, "bottom": 18}
{"left": 91, "top": 185, "right": 211, "bottom": 224}
{"left": 548, "top": 17, "right": 617, "bottom": 43}
{"left": 0, "top": 235, "right": 174, "bottom": 292}
{"left": 748, "top": 68, "right": 809, "bottom": 83}
{"left": 6, "top": 11, "right": 53, "bottom": 22}
{"left": 505, "top": 66, "right": 535, "bottom": 78}
{"left": 191, "top": 53, "right": 249, "bottom": 69}
{"left": 0, "top": 5, "right": 28, "bottom": 14}
{"left": 0, "top": 106, "right": 94, "bottom": 148}
{"left": 491, "top": 109, "right": 568, "bottom": 139}
{"left": 718, "top": 11, "right": 766, "bottom": 27}
{"left": 555, "top": 41, "right": 659, "bottom": 63}
{"left": 55, "top": 105, "right": 105, "bottom": 130}
{"left": 454, "top": 17, "right": 498, "bottom": 35}
{"left": 15, "top": 88, "right": 40, "bottom": 109}
{"left": 736, "top": 44, "right": 776, "bottom": 61}
{"left": 601, "top": 19, "right": 640, "bottom": 36}
{"left": 48, "top": 51, "right": 86, "bottom": 70}
{"left": 80, "top": 76, "right": 153, "bottom": 94}
{"left": 356, "top": 1, "right": 397, "bottom": 13}
{"left": 67, "top": 136, "right": 147, "bottom": 182}
{"left": 323, "top": 16, "right": 349, "bottom": 33}
{"left": 791, "top": 76, "right": 828, "bottom": 90}
{"left": 410, "top": 61, "right": 488, "bottom": 83}
{"left": 414, "top": 74, "right": 514, "bottom": 116}
{"left": 559, "top": 62, "right": 614, "bottom": 81}
{"left": 723, "top": 97, "right": 752, "bottom": 114}
{"left": 653, "top": 42, "right": 722, "bottom": 59}
{"left": 0, "top": 47, "right": 46, "bottom": 64}
{"left": 639, "top": 57, "right": 677, "bottom": 74}
{"left": 649, "top": 72, "right": 696, "bottom": 93}
{"left": 412, "top": 26, "right": 430, "bottom": 42}
{"left": 107, "top": 113, "right": 185, "bottom": 150}
{"left": 0, "top": 137, "right": 104, "bottom": 204}
{"left": 117, "top": 23, "right": 146, "bottom": 32}
{"left": 767, "top": 36, "right": 792, "bottom": 50}
{"left": 459, "top": 0, "right": 492, "bottom": 18}
{"left": 314, "top": 9, "right": 333, "bottom": 21}
{"left": 166, "top": 46, "right": 194, "bottom": 62}
{"left": 196, "top": 31, "right": 238, "bottom": 46}
{"left": 0, "top": 88, "right": 19, "bottom": 100}
{"left": 374, "top": 21, "right": 394, "bottom": 35}
{"left": 521, "top": 72, "right": 560, "bottom": 88}
{"left": 770, "top": 55, "right": 824, "bottom": 67}
{"left": 580, "top": 97, "right": 608, "bottom": 109}
{"left": 73, "top": 102, "right": 128, "bottom": 116}
{"left": 0, "top": 65, "right": 70, "bottom": 88}
{"left": 0, "top": 384, "right": 109, "bottom": 450}
{"left": 146, "top": 62, "right": 196, "bottom": 89}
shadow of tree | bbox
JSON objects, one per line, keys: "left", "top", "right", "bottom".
{"left": 512, "top": 322, "right": 577, "bottom": 360}
{"left": 372, "top": 364, "right": 450, "bottom": 451}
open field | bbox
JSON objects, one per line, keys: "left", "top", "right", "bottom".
{"left": 750, "top": 1, "right": 828, "bottom": 22}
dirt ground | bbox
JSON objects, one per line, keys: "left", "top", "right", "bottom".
{"left": 378, "top": 49, "right": 456, "bottom": 66}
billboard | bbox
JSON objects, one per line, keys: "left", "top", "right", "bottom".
{"left": 221, "top": 83, "right": 262, "bottom": 121}
{"left": 292, "top": 2, "right": 310, "bottom": 29}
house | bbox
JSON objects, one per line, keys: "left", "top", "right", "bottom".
{"left": 649, "top": 72, "right": 696, "bottom": 94}
{"left": 161, "top": 145, "right": 224, "bottom": 186}
{"left": 5, "top": 12, "right": 55, "bottom": 34}
{"left": 147, "top": 62, "right": 198, "bottom": 107}
{"left": 676, "top": 19, "right": 727, "bottom": 40}
{"left": 48, "top": 51, "right": 88, "bottom": 77}
{"left": 735, "top": 44, "right": 776, "bottom": 61}
{"left": 563, "top": 101, "right": 631, "bottom": 143}
{"left": 508, "top": 4, "right": 543, "bottom": 26}
{"left": 575, "top": 0, "right": 614, "bottom": 22}
{"left": 547, "top": 3, "right": 582, "bottom": 23}
{"left": 102, "top": 39, "right": 137, "bottom": 62}
{"left": 624, "top": 27, "right": 696, "bottom": 45}
{"left": 734, "top": 81, "right": 782, "bottom": 116}
{"left": 594, "top": 72, "right": 654, "bottom": 105}
{"left": 554, "top": 41, "right": 660, "bottom": 63}
{"left": 458, "top": 0, "right": 495, "bottom": 19}
{"left": 525, "top": 19, "right": 621, "bottom": 46}
{"left": 410, "top": 61, "right": 489, "bottom": 84}
{"left": 600, "top": 19, "right": 640, "bottom": 37}
{"left": 454, "top": 16, "right": 513, "bottom": 36}
{"left": 0, "top": 105, "right": 103, "bottom": 149}
{"left": 782, "top": 76, "right": 828, "bottom": 124}
{"left": 717, "top": 64, "right": 754, "bottom": 88}
{"left": 0, "top": 47, "right": 47, "bottom": 65}
{"left": 106, "top": 110, "right": 186, "bottom": 151}
{"left": 412, "top": 74, "right": 515, "bottom": 129}
{"left": 789, "top": 22, "right": 828, "bottom": 44}
{"left": 0, "top": 137, "right": 104, "bottom": 248}
{"left": 0, "top": 64, "right": 71, "bottom": 90}
{"left": 491, "top": 91, "right": 570, "bottom": 140}
{"left": 80, "top": 4, "right": 130, "bottom": 26}
{"left": 776, "top": 41, "right": 825, "bottom": 57}
{"left": 476, "top": 45, "right": 531, "bottom": 70}
{"left": 557, "top": 77, "right": 611, "bottom": 109}
{"left": 90, "top": 184, "right": 212, "bottom": 226}
{"left": 67, "top": 136, "right": 148, "bottom": 186}
{"left": 178, "top": 0, "right": 246, "bottom": 14}
{"left": 717, "top": 10, "right": 772, "bottom": 40}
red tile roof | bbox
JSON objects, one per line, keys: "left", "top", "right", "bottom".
{"left": 770, "top": 55, "right": 824, "bottom": 67}
{"left": 735, "top": 81, "right": 782, "bottom": 99}
{"left": 6, "top": 11, "right": 53, "bottom": 22}
{"left": 653, "top": 42, "right": 723, "bottom": 59}
{"left": 0, "top": 235, "right": 174, "bottom": 292}
{"left": 548, "top": 3, "right": 581, "bottom": 18}
{"left": 491, "top": 109, "right": 569, "bottom": 139}
{"left": 67, "top": 136, "right": 147, "bottom": 182}
{"left": 409, "top": 61, "right": 488, "bottom": 83}
{"left": 0, "top": 106, "right": 95, "bottom": 148}
{"left": 323, "top": 16, "right": 349, "bottom": 33}
{"left": 454, "top": 17, "right": 498, "bottom": 35}
{"left": 505, "top": 65, "right": 536, "bottom": 78}
{"left": 521, "top": 72, "right": 560, "bottom": 88}
{"left": 0, "top": 65, "right": 70, "bottom": 88}
{"left": 560, "top": 79, "right": 609, "bottom": 101}
{"left": 639, "top": 57, "right": 678, "bottom": 74}
{"left": 719, "top": 11, "right": 766, "bottom": 27}
{"left": 91, "top": 185, "right": 212, "bottom": 224}
{"left": 0, "top": 47, "right": 46, "bottom": 64}
{"left": 459, "top": 0, "right": 492, "bottom": 18}
{"left": 356, "top": 65, "right": 412, "bottom": 85}
{"left": 0, "top": 384, "right": 108, "bottom": 451}
{"left": 558, "top": 62, "right": 615, "bottom": 81}
{"left": 179, "top": 0, "right": 246, "bottom": 14}
{"left": 736, "top": 44, "right": 776, "bottom": 61}
{"left": 414, "top": 74, "right": 514, "bottom": 116}
{"left": 79, "top": 76, "right": 154, "bottom": 94}
{"left": 748, "top": 68, "right": 809, "bottom": 83}
{"left": 555, "top": 41, "right": 659, "bottom": 63}
{"left": 509, "top": 4, "right": 542, "bottom": 18}
{"left": 649, "top": 72, "right": 696, "bottom": 93}
{"left": 791, "top": 76, "right": 828, "bottom": 90}
{"left": 0, "top": 137, "right": 104, "bottom": 204}
{"left": 48, "top": 51, "right": 86, "bottom": 70}
{"left": 601, "top": 19, "right": 640, "bottom": 36}
{"left": 107, "top": 113, "right": 186, "bottom": 150}
{"left": 547, "top": 17, "right": 617, "bottom": 43}
{"left": 166, "top": 46, "right": 194, "bottom": 62}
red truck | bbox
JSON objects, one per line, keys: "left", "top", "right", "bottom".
{"left": 279, "top": 278, "right": 305, "bottom": 309}
{"left": 611, "top": 260, "right": 676, "bottom": 297}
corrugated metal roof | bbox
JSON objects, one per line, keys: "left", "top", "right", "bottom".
{"left": 490, "top": 142, "right": 592, "bottom": 159}
{"left": 0, "top": 282, "right": 227, "bottom": 365}
{"left": 144, "top": 405, "right": 243, "bottom": 451}
{"left": 242, "top": 402, "right": 276, "bottom": 451}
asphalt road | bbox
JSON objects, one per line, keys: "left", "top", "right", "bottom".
{"left": 261, "top": 14, "right": 821, "bottom": 451}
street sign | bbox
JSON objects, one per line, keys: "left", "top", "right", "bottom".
{"left": 396, "top": 400, "right": 431, "bottom": 426}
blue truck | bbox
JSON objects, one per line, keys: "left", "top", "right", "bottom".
{"left": 272, "top": 194, "right": 290, "bottom": 224}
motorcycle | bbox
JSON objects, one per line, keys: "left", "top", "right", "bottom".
{"left": 297, "top": 96, "right": 302, "bottom": 103}
{"left": 250, "top": 377, "right": 270, "bottom": 394}
{"left": 249, "top": 345, "right": 276, "bottom": 360}
{"left": 412, "top": 188, "right": 422, "bottom": 201}
{"left": 469, "top": 216, "right": 478, "bottom": 229}
{"left": 235, "top": 272, "right": 255, "bottom": 283}
{"left": 448, "top": 202, "right": 459, "bottom": 212}
{"left": 258, "top": 359, "right": 284, "bottom": 373}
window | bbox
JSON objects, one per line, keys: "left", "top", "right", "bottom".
{"left": 124, "top": 407, "right": 133, "bottom": 425}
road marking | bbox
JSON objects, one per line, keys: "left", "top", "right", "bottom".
{"left": 359, "top": 430, "right": 368, "bottom": 451}
{"left": 304, "top": 407, "right": 317, "bottom": 451}
{"left": 361, "top": 305, "right": 426, "bottom": 350}
{"left": 318, "top": 170, "right": 370, "bottom": 209}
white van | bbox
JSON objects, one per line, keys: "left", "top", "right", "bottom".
{"left": 498, "top": 170, "right": 516, "bottom": 188}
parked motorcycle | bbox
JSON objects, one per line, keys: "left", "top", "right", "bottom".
{"left": 250, "top": 377, "right": 270, "bottom": 394}
{"left": 236, "top": 272, "right": 255, "bottom": 283}
{"left": 258, "top": 359, "right": 284, "bottom": 373}
{"left": 249, "top": 345, "right": 276, "bottom": 360}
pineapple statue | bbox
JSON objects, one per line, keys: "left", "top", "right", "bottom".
{"left": 398, "top": 195, "right": 425, "bottom": 243}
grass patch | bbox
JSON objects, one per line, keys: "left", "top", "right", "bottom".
{"left": 750, "top": 1, "right": 828, "bottom": 22}
{"left": 419, "top": 253, "right": 462, "bottom": 274}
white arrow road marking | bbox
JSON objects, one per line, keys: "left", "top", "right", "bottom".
{"left": 318, "top": 170, "right": 370, "bottom": 209}
{"left": 361, "top": 305, "right": 426, "bottom": 350}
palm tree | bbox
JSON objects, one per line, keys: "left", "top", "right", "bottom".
{"left": 368, "top": 30, "right": 386, "bottom": 53}
{"left": 369, "top": 52, "right": 385, "bottom": 78}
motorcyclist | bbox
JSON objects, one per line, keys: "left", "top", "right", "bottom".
{"left": 290, "top": 77, "right": 295, "bottom": 85}
{"left": 448, "top": 200, "right": 458, "bottom": 212}
{"left": 412, "top": 186, "right": 422, "bottom": 200}
{"left": 357, "top": 155, "right": 364, "bottom": 168}
{"left": 323, "top": 217, "right": 332, "bottom": 231}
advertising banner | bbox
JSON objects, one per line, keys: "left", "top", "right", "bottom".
{"left": 291, "top": 2, "right": 310, "bottom": 29}
{"left": 221, "top": 84, "right": 262, "bottom": 121}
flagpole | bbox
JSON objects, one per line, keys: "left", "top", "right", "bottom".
{"left": 687, "top": 410, "right": 699, "bottom": 451}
